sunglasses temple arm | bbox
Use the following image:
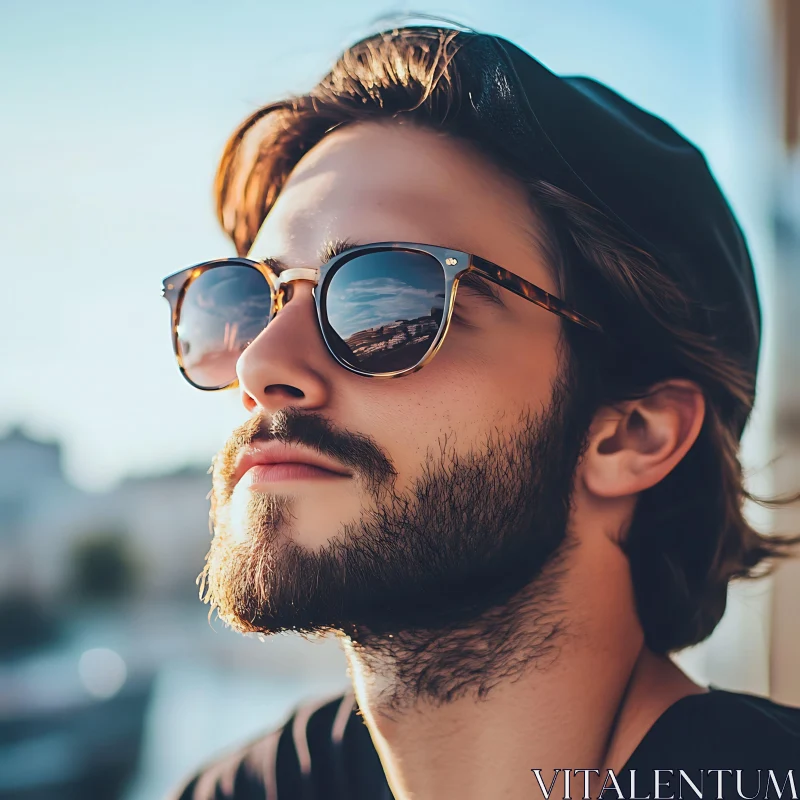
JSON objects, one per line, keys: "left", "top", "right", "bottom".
{"left": 469, "top": 257, "right": 604, "bottom": 333}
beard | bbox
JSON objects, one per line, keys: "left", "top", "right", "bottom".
{"left": 201, "top": 369, "right": 591, "bottom": 707}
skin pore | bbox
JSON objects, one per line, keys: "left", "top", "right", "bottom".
{"left": 207, "top": 120, "right": 708, "bottom": 800}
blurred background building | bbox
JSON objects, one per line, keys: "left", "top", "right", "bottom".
{"left": 770, "top": 0, "right": 800, "bottom": 711}
{"left": 0, "top": 0, "right": 798, "bottom": 797}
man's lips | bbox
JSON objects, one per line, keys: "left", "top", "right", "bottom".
{"left": 231, "top": 442, "right": 353, "bottom": 489}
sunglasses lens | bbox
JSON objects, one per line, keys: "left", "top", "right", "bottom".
{"left": 324, "top": 250, "right": 446, "bottom": 374}
{"left": 177, "top": 264, "right": 271, "bottom": 389}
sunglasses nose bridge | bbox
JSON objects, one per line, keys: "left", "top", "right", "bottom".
{"left": 271, "top": 267, "right": 321, "bottom": 314}
{"left": 272, "top": 267, "right": 321, "bottom": 290}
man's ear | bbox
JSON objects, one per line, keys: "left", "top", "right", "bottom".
{"left": 581, "top": 379, "right": 706, "bottom": 499}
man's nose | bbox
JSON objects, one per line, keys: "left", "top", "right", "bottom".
{"left": 236, "top": 281, "right": 331, "bottom": 415}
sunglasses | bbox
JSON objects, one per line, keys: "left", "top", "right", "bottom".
{"left": 161, "top": 242, "right": 603, "bottom": 390}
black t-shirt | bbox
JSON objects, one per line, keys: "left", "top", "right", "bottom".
{"left": 171, "top": 687, "right": 800, "bottom": 799}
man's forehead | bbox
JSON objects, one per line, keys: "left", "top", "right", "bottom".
{"left": 246, "top": 178, "right": 495, "bottom": 268}
{"left": 247, "top": 195, "right": 375, "bottom": 268}
{"left": 245, "top": 180, "right": 452, "bottom": 267}
{"left": 244, "top": 122, "right": 496, "bottom": 255}
{"left": 246, "top": 209, "right": 325, "bottom": 263}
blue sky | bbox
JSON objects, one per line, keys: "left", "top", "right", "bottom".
{"left": 0, "top": 0, "right": 776, "bottom": 489}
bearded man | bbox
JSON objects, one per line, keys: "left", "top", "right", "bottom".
{"left": 162, "top": 25, "right": 800, "bottom": 800}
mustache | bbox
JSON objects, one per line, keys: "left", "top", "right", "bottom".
{"left": 213, "top": 409, "right": 397, "bottom": 497}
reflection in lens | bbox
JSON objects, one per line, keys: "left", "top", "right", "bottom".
{"left": 177, "top": 265, "right": 271, "bottom": 388}
{"left": 325, "top": 250, "right": 446, "bottom": 373}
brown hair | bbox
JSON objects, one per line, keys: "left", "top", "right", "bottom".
{"left": 212, "top": 27, "right": 799, "bottom": 653}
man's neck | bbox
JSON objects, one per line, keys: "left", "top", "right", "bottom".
{"left": 340, "top": 540, "right": 704, "bottom": 800}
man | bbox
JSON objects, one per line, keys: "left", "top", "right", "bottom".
{"left": 164, "top": 25, "right": 800, "bottom": 800}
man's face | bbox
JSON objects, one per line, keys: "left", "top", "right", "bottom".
{"left": 203, "top": 121, "right": 590, "bottom": 638}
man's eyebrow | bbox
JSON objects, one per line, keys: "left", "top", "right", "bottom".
{"left": 256, "top": 238, "right": 364, "bottom": 275}
{"left": 259, "top": 255, "right": 289, "bottom": 275}
{"left": 318, "top": 237, "right": 362, "bottom": 263}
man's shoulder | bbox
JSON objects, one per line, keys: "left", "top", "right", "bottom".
{"left": 627, "top": 687, "right": 800, "bottom": 768}
{"left": 169, "top": 691, "right": 387, "bottom": 800}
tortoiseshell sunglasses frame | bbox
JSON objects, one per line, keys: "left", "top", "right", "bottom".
{"left": 161, "top": 241, "right": 603, "bottom": 390}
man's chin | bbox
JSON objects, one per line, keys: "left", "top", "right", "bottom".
{"left": 201, "top": 493, "right": 355, "bottom": 635}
